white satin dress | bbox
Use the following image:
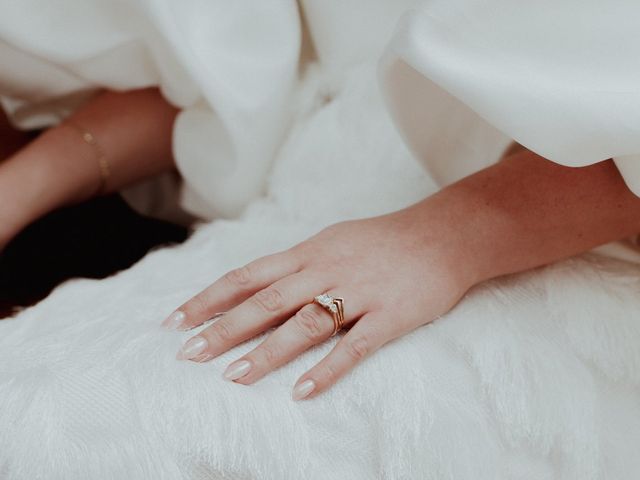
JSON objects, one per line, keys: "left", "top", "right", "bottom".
{"left": 381, "top": 0, "right": 640, "bottom": 194}
{"left": 1, "top": 0, "right": 640, "bottom": 219}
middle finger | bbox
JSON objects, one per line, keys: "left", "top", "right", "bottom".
{"left": 176, "top": 271, "right": 327, "bottom": 361}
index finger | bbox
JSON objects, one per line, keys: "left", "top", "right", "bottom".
{"left": 161, "top": 251, "right": 301, "bottom": 331}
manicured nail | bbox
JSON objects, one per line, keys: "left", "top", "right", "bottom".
{"left": 223, "top": 360, "right": 252, "bottom": 381}
{"left": 176, "top": 336, "right": 208, "bottom": 360}
{"left": 292, "top": 379, "right": 316, "bottom": 401}
{"left": 162, "top": 311, "right": 186, "bottom": 330}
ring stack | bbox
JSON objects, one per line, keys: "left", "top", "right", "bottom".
{"left": 313, "top": 293, "right": 345, "bottom": 336}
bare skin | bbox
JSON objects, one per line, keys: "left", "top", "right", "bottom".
{"left": 0, "top": 88, "right": 178, "bottom": 249}
{"left": 163, "top": 149, "right": 640, "bottom": 400}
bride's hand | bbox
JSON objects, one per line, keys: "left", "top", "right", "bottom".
{"left": 163, "top": 199, "right": 478, "bottom": 400}
{"left": 164, "top": 149, "right": 640, "bottom": 400}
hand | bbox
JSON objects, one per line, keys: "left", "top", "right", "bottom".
{"left": 163, "top": 149, "right": 640, "bottom": 400}
{"left": 163, "top": 199, "right": 478, "bottom": 400}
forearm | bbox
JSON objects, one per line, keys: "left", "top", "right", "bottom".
{"left": 0, "top": 88, "right": 178, "bottom": 243}
{"left": 58, "top": 87, "right": 179, "bottom": 198}
{"left": 413, "top": 149, "right": 640, "bottom": 287}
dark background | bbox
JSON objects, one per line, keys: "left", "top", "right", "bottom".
{"left": 0, "top": 194, "right": 189, "bottom": 317}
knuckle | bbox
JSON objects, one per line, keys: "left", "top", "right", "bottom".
{"left": 345, "top": 336, "right": 369, "bottom": 361}
{"left": 189, "top": 292, "right": 211, "bottom": 316}
{"left": 224, "top": 265, "right": 253, "bottom": 289}
{"left": 287, "top": 245, "right": 309, "bottom": 267}
{"left": 259, "top": 344, "right": 280, "bottom": 366}
{"left": 251, "top": 287, "right": 285, "bottom": 313}
{"left": 322, "top": 363, "right": 338, "bottom": 381}
{"left": 294, "top": 308, "right": 327, "bottom": 340}
{"left": 212, "top": 321, "right": 234, "bottom": 344}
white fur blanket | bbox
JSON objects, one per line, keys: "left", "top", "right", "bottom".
{"left": 1, "top": 64, "right": 640, "bottom": 480}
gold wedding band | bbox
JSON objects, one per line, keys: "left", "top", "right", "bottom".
{"left": 313, "top": 293, "right": 345, "bottom": 336}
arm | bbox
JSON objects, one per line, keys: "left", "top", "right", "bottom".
{"left": 437, "top": 149, "right": 640, "bottom": 284}
{"left": 0, "top": 88, "right": 178, "bottom": 248}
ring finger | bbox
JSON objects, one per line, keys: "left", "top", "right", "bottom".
{"left": 175, "top": 272, "right": 328, "bottom": 362}
{"left": 222, "top": 290, "right": 366, "bottom": 384}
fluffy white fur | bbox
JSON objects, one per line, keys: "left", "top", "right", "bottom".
{"left": 1, "top": 63, "right": 640, "bottom": 480}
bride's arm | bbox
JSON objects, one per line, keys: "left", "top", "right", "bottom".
{"left": 164, "top": 149, "right": 640, "bottom": 400}
{"left": 0, "top": 88, "right": 178, "bottom": 248}
{"left": 434, "top": 149, "right": 640, "bottom": 283}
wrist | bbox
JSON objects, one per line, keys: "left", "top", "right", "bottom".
{"left": 399, "top": 195, "right": 489, "bottom": 297}
{"left": 409, "top": 181, "right": 511, "bottom": 292}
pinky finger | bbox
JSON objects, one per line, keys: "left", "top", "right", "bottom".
{"left": 291, "top": 312, "right": 391, "bottom": 401}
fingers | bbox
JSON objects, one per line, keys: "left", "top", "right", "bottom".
{"left": 162, "top": 251, "right": 301, "bottom": 331}
{"left": 222, "top": 291, "right": 366, "bottom": 385}
{"left": 291, "top": 312, "right": 393, "bottom": 401}
{"left": 165, "top": 247, "right": 399, "bottom": 400}
{"left": 175, "top": 272, "right": 328, "bottom": 361}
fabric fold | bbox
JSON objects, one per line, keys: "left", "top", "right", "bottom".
{"left": 381, "top": 0, "right": 640, "bottom": 194}
{"left": 0, "top": 0, "right": 301, "bottom": 218}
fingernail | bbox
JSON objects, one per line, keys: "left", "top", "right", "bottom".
{"left": 162, "top": 311, "right": 186, "bottom": 330}
{"left": 292, "top": 379, "right": 316, "bottom": 401}
{"left": 223, "top": 360, "right": 252, "bottom": 381}
{"left": 177, "top": 336, "right": 208, "bottom": 360}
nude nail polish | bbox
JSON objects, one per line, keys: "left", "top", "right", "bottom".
{"left": 162, "top": 311, "right": 186, "bottom": 330}
{"left": 177, "top": 336, "right": 208, "bottom": 360}
{"left": 223, "top": 360, "right": 252, "bottom": 380}
{"left": 292, "top": 379, "right": 316, "bottom": 401}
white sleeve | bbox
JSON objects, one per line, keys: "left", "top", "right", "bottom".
{"left": 380, "top": 0, "right": 640, "bottom": 193}
{"left": 0, "top": 0, "right": 301, "bottom": 218}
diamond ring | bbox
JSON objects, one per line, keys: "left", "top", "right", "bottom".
{"left": 313, "top": 293, "right": 345, "bottom": 336}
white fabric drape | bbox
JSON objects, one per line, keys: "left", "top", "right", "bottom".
{"left": 381, "top": 0, "right": 640, "bottom": 193}
{"left": 0, "top": 0, "right": 300, "bottom": 219}
{"left": 5, "top": 0, "right": 638, "bottom": 217}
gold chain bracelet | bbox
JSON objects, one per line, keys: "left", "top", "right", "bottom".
{"left": 63, "top": 120, "right": 111, "bottom": 196}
